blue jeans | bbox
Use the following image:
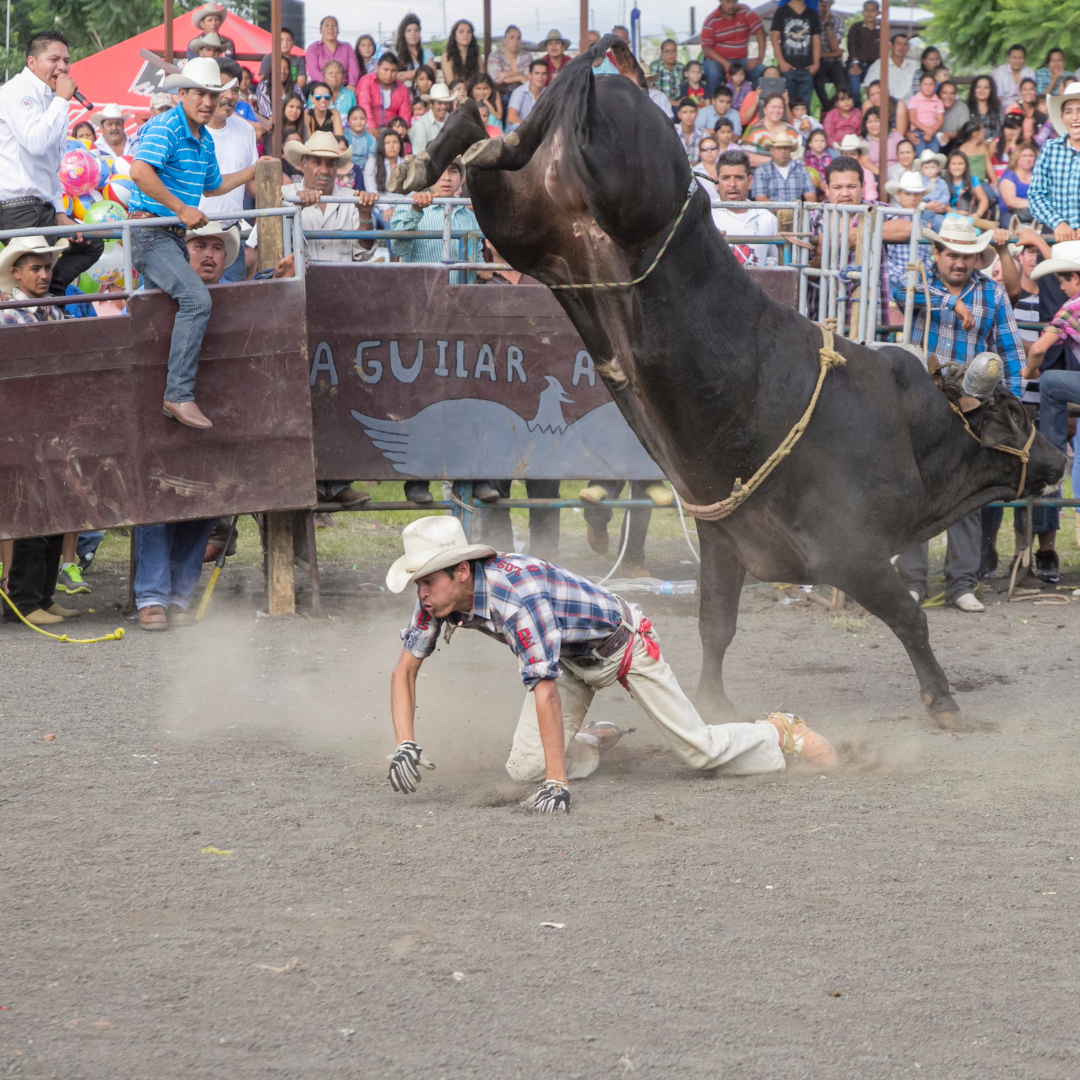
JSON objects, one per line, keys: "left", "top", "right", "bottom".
{"left": 911, "top": 133, "right": 941, "bottom": 155}
{"left": 702, "top": 58, "right": 765, "bottom": 98}
{"left": 849, "top": 61, "right": 871, "bottom": 104}
{"left": 1038, "top": 370, "right": 1080, "bottom": 455}
{"left": 783, "top": 68, "right": 815, "bottom": 108}
{"left": 131, "top": 226, "right": 212, "bottom": 403}
{"left": 134, "top": 519, "right": 216, "bottom": 610}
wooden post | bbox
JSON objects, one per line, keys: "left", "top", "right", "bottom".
{"left": 254, "top": 157, "right": 283, "bottom": 272}
{"left": 265, "top": 511, "right": 296, "bottom": 616}
{"left": 580, "top": 0, "right": 589, "bottom": 52}
{"left": 164, "top": 0, "right": 174, "bottom": 66}
{"left": 483, "top": 0, "right": 491, "bottom": 67}
{"left": 270, "top": 0, "right": 283, "bottom": 159}
{"left": 878, "top": 0, "right": 889, "bottom": 186}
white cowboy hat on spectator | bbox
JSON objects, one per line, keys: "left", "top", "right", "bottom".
{"left": 283, "top": 129, "right": 353, "bottom": 168}
{"left": 421, "top": 82, "right": 453, "bottom": 103}
{"left": 543, "top": 29, "right": 572, "bottom": 48}
{"left": 1030, "top": 240, "right": 1080, "bottom": 281}
{"left": 884, "top": 170, "right": 933, "bottom": 196}
{"left": 188, "top": 31, "right": 226, "bottom": 54}
{"left": 921, "top": 215, "right": 996, "bottom": 268}
{"left": 1047, "top": 81, "right": 1080, "bottom": 136}
{"left": 386, "top": 516, "right": 496, "bottom": 593}
{"left": 90, "top": 103, "right": 128, "bottom": 122}
{"left": 184, "top": 220, "right": 240, "bottom": 267}
{"left": 149, "top": 92, "right": 176, "bottom": 111}
{"left": 768, "top": 131, "right": 798, "bottom": 149}
{"left": 191, "top": 3, "right": 228, "bottom": 29}
{"left": 838, "top": 133, "right": 868, "bottom": 154}
{"left": 162, "top": 57, "right": 236, "bottom": 93}
{"left": 0, "top": 235, "right": 69, "bottom": 294}
{"left": 915, "top": 147, "right": 947, "bottom": 169}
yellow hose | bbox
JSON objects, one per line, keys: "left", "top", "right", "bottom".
{"left": 0, "top": 586, "right": 123, "bottom": 643}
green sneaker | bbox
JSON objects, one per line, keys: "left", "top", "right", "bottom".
{"left": 57, "top": 563, "right": 91, "bottom": 594}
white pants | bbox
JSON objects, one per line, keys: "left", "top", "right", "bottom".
{"left": 505, "top": 610, "right": 785, "bottom": 782}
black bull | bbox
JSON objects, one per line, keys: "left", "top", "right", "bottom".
{"left": 391, "top": 38, "right": 1065, "bottom": 728}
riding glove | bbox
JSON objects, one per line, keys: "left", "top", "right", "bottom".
{"left": 387, "top": 740, "right": 435, "bottom": 793}
{"left": 523, "top": 780, "right": 571, "bottom": 813}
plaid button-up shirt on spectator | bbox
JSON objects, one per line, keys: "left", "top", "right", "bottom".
{"left": 650, "top": 59, "right": 686, "bottom": 100}
{"left": 1028, "top": 135, "right": 1080, "bottom": 230}
{"left": 752, "top": 159, "right": 816, "bottom": 201}
{"left": 677, "top": 124, "right": 708, "bottom": 163}
{"left": 890, "top": 267, "right": 1024, "bottom": 393}
{"left": 400, "top": 555, "right": 626, "bottom": 688}
{"left": 0, "top": 290, "right": 68, "bottom": 326}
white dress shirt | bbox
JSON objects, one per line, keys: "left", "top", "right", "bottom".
{"left": 992, "top": 63, "right": 1036, "bottom": 108}
{"left": 246, "top": 181, "right": 371, "bottom": 262}
{"left": 863, "top": 56, "right": 920, "bottom": 104}
{"left": 0, "top": 67, "right": 71, "bottom": 211}
{"left": 94, "top": 132, "right": 133, "bottom": 158}
{"left": 712, "top": 206, "right": 779, "bottom": 267}
{"left": 408, "top": 111, "right": 445, "bottom": 154}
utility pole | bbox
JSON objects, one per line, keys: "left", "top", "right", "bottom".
{"left": 879, "top": 0, "right": 889, "bottom": 190}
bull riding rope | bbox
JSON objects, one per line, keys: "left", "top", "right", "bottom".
{"left": 680, "top": 325, "right": 848, "bottom": 522}
{"left": 0, "top": 586, "right": 124, "bottom": 644}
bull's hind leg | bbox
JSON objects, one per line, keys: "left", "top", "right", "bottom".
{"left": 694, "top": 521, "right": 746, "bottom": 723}
{"left": 837, "top": 562, "right": 963, "bottom": 729}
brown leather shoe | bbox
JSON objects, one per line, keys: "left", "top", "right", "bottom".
{"left": 139, "top": 605, "right": 168, "bottom": 631}
{"left": 162, "top": 401, "right": 213, "bottom": 429}
{"left": 26, "top": 607, "right": 64, "bottom": 626}
{"left": 167, "top": 604, "right": 193, "bottom": 627}
{"left": 329, "top": 487, "right": 371, "bottom": 507}
{"left": 46, "top": 603, "right": 80, "bottom": 618}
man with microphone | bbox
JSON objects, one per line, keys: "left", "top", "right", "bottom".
{"left": 0, "top": 30, "right": 103, "bottom": 294}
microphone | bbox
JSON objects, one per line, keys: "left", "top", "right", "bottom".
{"left": 72, "top": 87, "right": 94, "bottom": 110}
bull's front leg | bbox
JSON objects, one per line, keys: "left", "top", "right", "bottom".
{"left": 694, "top": 520, "right": 746, "bottom": 723}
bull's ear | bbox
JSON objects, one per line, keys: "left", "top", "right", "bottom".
{"left": 926, "top": 352, "right": 942, "bottom": 375}
{"left": 958, "top": 395, "right": 982, "bottom": 413}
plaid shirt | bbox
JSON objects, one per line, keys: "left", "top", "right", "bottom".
{"left": 752, "top": 160, "right": 816, "bottom": 201}
{"left": 677, "top": 124, "right": 708, "bottom": 164}
{"left": 650, "top": 59, "right": 686, "bottom": 100}
{"left": 400, "top": 555, "right": 625, "bottom": 688}
{"left": 891, "top": 268, "right": 1024, "bottom": 394}
{"left": 0, "top": 289, "right": 69, "bottom": 326}
{"left": 1028, "top": 135, "right": 1080, "bottom": 230}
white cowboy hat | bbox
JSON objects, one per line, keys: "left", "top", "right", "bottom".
{"left": 188, "top": 31, "right": 226, "bottom": 53}
{"left": 838, "top": 133, "right": 868, "bottom": 154}
{"left": 915, "top": 147, "right": 947, "bottom": 169}
{"left": 283, "top": 129, "right": 353, "bottom": 168}
{"left": 421, "top": 82, "right": 453, "bottom": 103}
{"left": 91, "top": 102, "right": 127, "bottom": 122}
{"left": 184, "top": 220, "right": 241, "bottom": 268}
{"left": 386, "top": 516, "right": 497, "bottom": 593}
{"left": 921, "top": 215, "right": 996, "bottom": 268}
{"left": 1030, "top": 240, "right": 1080, "bottom": 281}
{"left": 0, "top": 235, "right": 69, "bottom": 295}
{"left": 1047, "top": 81, "right": 1080, "bottom": 136}
{"left": 191, "top": 3, "right": 228, "bottom": 29}
{"left": 162, "top": 57, "right": 237, "bottom": 93}
{"left": 884, "top": 169, "right": 933, "bottom": 196}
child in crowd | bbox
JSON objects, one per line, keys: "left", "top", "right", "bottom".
{"left": 714, "top": 116, "right": 738, "bottom": 152}
{"left": 727, "top": 62, "right": 752, "bottom": 111}
{"left": 802, "top": 129, "right": 834, "bottom": 196}
{"left": 907, "top": 72, "right": 944, "bottom": 153}
{"left": 681, "top": 60, "right": 706, "bottom": 106}
{"left": 1023, "top": 255, "right": 1080, "bottom": 377}
{"left": 447, "top": 79, "right": 467, "bottom": 106}
{"left": 344, "top": 107, "right": 378, "bottom": 175}
{"left": 695, "top": 85, "right": 742, "bottom": 137}
{"left": 915, "top": 148, "right": 951, "bottom": 229}
{"left": 412, "top": 65, "right": 436, "bottom": 103}
{"left": 790, "top": 98, "right": 822, "bottom": 138}
{"left": 477, "top": 101, "right": 502, "bottom": 139}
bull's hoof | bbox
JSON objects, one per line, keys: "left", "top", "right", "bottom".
{"left": 461, "top": 132, "right": 519, "bottom": 169}
{"left": 922, "top": 691, "right": 966, "bottom": 731}
{"left": 386, "top": 161, "right": 410, "bottom": 194}
{"left": 391, "top": 153, "right": 434, "bottom": 194}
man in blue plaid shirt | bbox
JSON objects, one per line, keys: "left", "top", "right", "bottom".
{"left": 752, "top": 132, "right": 818, "bottom": 203}
{"left": 382, "top": 517, "right": 836, "bottom": 812}
{"left": 892, "top": 216, "right": 1025, "bottom": 613}
{"left": 1028, "top": 84, "right": 1080, "bottom": 245}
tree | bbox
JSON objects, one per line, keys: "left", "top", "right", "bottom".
{"left": 21, "top": 0, "right": 202, "bottom": 59}
{"left": 929, "top": 0, "right": 1080, "bottom": 71}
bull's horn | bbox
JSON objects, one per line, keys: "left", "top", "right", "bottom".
{"left": 962, "top": 352, "right": 1004, "bottom": 399}
{"left": 461, "top": 131, "right": 520, "bottom": 169}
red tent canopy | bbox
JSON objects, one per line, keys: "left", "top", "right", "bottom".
{"left": 68, "top": 11, "right": 302, "bottom": 124}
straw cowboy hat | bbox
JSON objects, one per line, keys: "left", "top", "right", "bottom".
{"left": 543, "top": 29, "right": 572, "bottom": 48}
{"left": 163, "top": 57, "right": 237, "bottom": 93}
{"left": 838, "top": 133, "right": 868, "bottom": 154}
{"left": 1030, "top": 240, "right": 1080, "bottom": 281}
{"left": 0, "top": 235, "right": 69, "bottom": 295}
{"left": 1048, "top": 81, "right": 1080, "bottom": 136}
{"left": 768, "top": 131, "right": 798, "bottom": 149}
{"left": 283, "top": 129, "right": 353, "bottom": 168}
{"left": 191, "top": 3, "right": 228, "bottom": 30}
{"left": 386, "top": 517, "right": 497, "bottom": 593}
{"left": 914, "top": 147, "right": 947, "bottom": 170}
{"left": 884, "top": 170, "right": 933, "bottom": 196}
{"left": 921, "top": 215, "right": 996, "bottom": 268}
{"left": 184, "top": 220, "right": 241, "bottom": 267}
{"left": 188, "top": 31, "right": 226, "bottom": 54}
{"left": 421, "top": 82, "right": 453, "bottom": 103}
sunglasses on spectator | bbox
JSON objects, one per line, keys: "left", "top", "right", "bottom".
{"left": 701, "top": 144, "right": 719, "bottom": 151}
{"left": 312, "top": 93, "right": 331, "bottom": 101}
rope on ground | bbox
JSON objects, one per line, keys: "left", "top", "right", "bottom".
{"left": 0, "top": 586, "right": 124, "bottom": 643}
{"left": 681, "top": 324, "right": 847, "bottom": 522}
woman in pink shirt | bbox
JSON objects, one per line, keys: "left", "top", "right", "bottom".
{"left": 306, "top": 16, "right": 360, "bottom": 86}
{"left": 906, "top": 72, "right": 944, "bottom": 153}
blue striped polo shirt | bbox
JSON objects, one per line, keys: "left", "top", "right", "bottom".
{"left": 129, "top": 104, "right": 223, "bottom": 216}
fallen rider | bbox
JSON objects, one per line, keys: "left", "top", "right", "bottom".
{"left": 385, "top": 517, "right": 838, "bottom": 812}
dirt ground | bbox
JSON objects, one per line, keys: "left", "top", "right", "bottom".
{"left": 3, "top": 525, "right": 1079, "bottom": 1080}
